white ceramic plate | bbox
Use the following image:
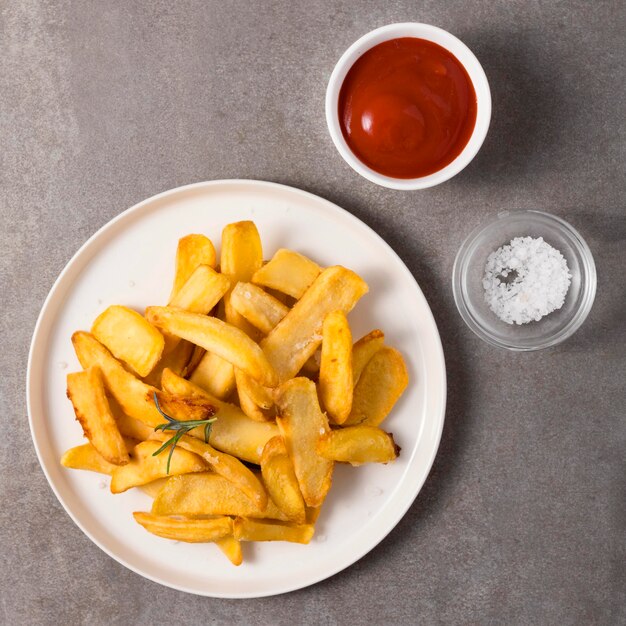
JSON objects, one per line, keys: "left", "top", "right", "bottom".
{"left": 27, "top": 180, "right": 446, "bottom": 598}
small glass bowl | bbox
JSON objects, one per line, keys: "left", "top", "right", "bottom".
{"left": 452, "top": 210, "right": 596, "bottom": 350}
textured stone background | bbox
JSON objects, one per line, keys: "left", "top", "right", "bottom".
{"left": 1, "top": 1, "right": 624, "bottom": 624}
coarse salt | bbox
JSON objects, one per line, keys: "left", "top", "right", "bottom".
{"left": 483, "top": 236, "right": 571, "bottom": 325}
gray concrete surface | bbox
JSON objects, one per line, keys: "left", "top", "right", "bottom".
{"left": 1, "top": 1, "right": 624, "bottom": 624}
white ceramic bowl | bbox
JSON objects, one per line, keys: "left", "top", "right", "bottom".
{"left": 325, "top": 23, "right": 492, "bottom": 190}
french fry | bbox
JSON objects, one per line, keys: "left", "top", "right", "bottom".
{"left": 91, "top": 305, "right": 165, "bottom": 378}
{"left": 275, "top": 378, "right": 333, "bottom": 508}
{"left": 150, "top": 433, "right": 267, "bottom": 509}
{"left": 216, "top": 536, "right": 243, "bottom": 566}
{"left": 233, "top": 518, "right": 314, "bottom": 544}
{"left": 169, "top": 234, "right": 217, "bottom": 301}
{"left": 61, "top": 443, "right": 118, "bottom": 475}
{"left": 261, "top": 436, "right": 306, "bottom": 523}
{"left": 234, "top": 368, "right": 273, "bottom": 422}
{"left": 145, "top": 307, "right": 278, "bottom": 387}
{"left": 143, "top": 340, "right": 195, "bottom": 387}
{"left": 230, "top": 282, "right": 289, "bottom": 335}
{"left": 72, "top": 332, "right": 215, "bottom": 428}
{"left": 109, "top": 399, "right": 155, "bottom": 441}
{"left": 252, "top": 249, "right": 321, "bottom": 299}
{"left": 182, "top": 344, "right": 205, "bottom": 378}
{"left": 189, "top": 351, "right": 236, "bottom": 399}
{"left": 352, "top": 329, "right": 385, "bottom": 385}
{"left": 139, "top": 478, "right": 168, "bottom": 498}
{"left": 133, "top": 512, "right": 232, "bottom": 543}
{"left": 318, "top": 311, "right": 353, "bottom": 424}
{"left": 152, "top": 473, "right": 289, "bottom": 520}
{"left": 67, "top": 366, "right": 129, "bottom": 465}
{"left": 317, "top": 426, "right": 400, "bottom": 465}
{"left": 161, "top": 369, "right": 278, "bottom": 463}
{"left": 262, "top": 266, "right": 368, "bottom": 383}
{"left": 110, "top": 440, "right": 207, "bottom": 493}
{"left": 169, "top": 265, "right": 230, "bottom": 314}
{"left": 345, "top": 347, "right": 409, "bottom": 427}
{"left": 221, "top": 221, "right": 264, "bottom": 338}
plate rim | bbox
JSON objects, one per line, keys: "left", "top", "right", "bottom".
{"left": 26, "top": 179, "right": 447, "bottom": 598}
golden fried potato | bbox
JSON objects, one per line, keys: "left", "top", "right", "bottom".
{"left": 262, "top": 266, "right": 368, "bottom": 383}
{"left": 72, "top": 332, "right": 215, "bottom": 428}
{"left": 67, "top": 366, "right": 129, "bottom": 465}
{"left": 152, "top": 473, "right": 289, "bottom": 520}
{"left": 143, "top": 339, "right": 195, "bottom": 387}
{"left": 133, "top": 512, "right": 232, "bottom": 543}
{"left": 221, "top": 221, "right": 264, "bottom": 338}
{"left": 110, "top": 440, "right": 207, "bottom": 493}
{"left": 161, "top": 368, "right": 278, "bottom": 463}
{"left": 145, "top": 307, "right": 277, "bottom": 387}
{"left": 234, "top": 368, "right": 274, "bottom": 422}
{"left": 345, "top": 347, "right": 408, "bottom": 426}
{"left": 189, "top": 351, "right": 236, "bottom": 399}
{"left": 91, "top": 305, "right": 164, "bottom": 378}
{"left": 61, "top": 442, "right": 118, "bottom": 475}
{"left": 233, "top": 518, "right": 314, "bottom": 544}
{"left": 169, "top": 234, "right": 216, "bottom": 301}
{"left": 275, "top": 378, "right": 333, "bottom": 508}
{"left": 352, "top": 329, "right": 385, "bottom": 385}
{"left": 215, "top": 536, "right": 243, "bottom": 566}
{"left": 317, "top": 426, "right": 400, "bottom": 465}
{"left": 261, "top": 436, "right": 306, "bottom": 523}
{"left": 150, "top": 432, "right": 267, "bottom": 509}
{"left": 230, "top": 282, "right": 289, "bottom": 334}
{"left": 169, "top": 264, "right": 230, "bottom": 314}
{"left": 318, "top": 311, "right": 353, "bottom": 424}
{"left": 252, "top": 249, "right": 321, "bottom": 299}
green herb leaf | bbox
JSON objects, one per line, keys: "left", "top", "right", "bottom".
{"left": 151, "top": 392, "right": 216, "bottom": 473}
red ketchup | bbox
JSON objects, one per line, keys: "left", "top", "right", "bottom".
{"left": 338, "top": 37, "right": 477, "bottom": 179}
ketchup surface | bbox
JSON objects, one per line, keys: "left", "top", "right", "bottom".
{"left": 338, "top": 37, "right": 477, "bottom": 179}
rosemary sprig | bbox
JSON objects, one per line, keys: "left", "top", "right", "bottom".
{"left": 151, "top": 392, "right": 217, "bottom": 474}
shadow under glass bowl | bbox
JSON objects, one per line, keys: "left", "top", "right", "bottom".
{"left": 452, "top": 210, "right": 596, "bottom": 351}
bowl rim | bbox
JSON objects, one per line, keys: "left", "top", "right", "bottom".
{"left": 325, "top": 22, "right": 492, "bottom": 190}
{"left": 452, "top": 209, "right": 597, "bottom": 351}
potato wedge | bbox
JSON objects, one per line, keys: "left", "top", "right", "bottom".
{"left": 252, "top": 249, "right": 321, "bottom": 299}
{"left": 150, "top": 433, "right": 267, "bottom": 509}
{"left": 221, "top": 221, "right": 264, "bottom": 338}
{"left": 91, "top": 305, "right": 164, "bottom": 377}
{"left": 161, "top": 368, "right": 278, "bottom": 463}
{"left": 230, "top": 282, "right": 289, "bottom": 335}
{"left": 169, "top": 264, "right": 230, "bottom": 314}
{"left": 67, "top": 366, "right": 129, "bottom": 465}
{"left": 145, "top": 307, "right": 277, "bottom": 387}
{"left": 109, "top": 399, "right": 155, "bottom": 441}
{"left": 318, "top": 311, "right": 353, "bottom": 424}
{"left": 143, "top": 339, "right": 195, "bottom": 387}
{"left": 261, "top": 436, "right": 306, "bottom": 523}
{"left": 345, "top": 347, "right": 409, "bottom": 426}
{"left": 233, "top": 518, "right": 314, "bottom": 544}
{"left": 152, "top": 473, "right": 288, "bottom": 520}
{"left": 234, "top": 368, "right": 273, "bottom": 422}
{"left": 139, "top": 478, "right": 168, "bottom": 498}
{"left": 275, "top": 378, "right": 333, "bottom": 508}
{"left": 133, "top": 512, "right": 232, "bottom": 543}
{"left": 262, "top": 266, "right": 368, "bottom": 383}
{"left": 72, "top": 332, "right": 215, "bottom": 428}
{"left": 235, "top": 370, "right": 274, "bottom": 410}
{"left": 216, "top": 536, "right": 243, "bottom": 566}
{"left": 182, "top": 344, "right": 205, "bottom": 378}
{"left": 61, "top": 442, "right": 118, "bottom": 475}
{"left": 169, "top": 234, "right": 217, "bottom": 301}
{"left": 352, "top": 329, "right": 385, "bottom": 385}
{"left": 110, "top": 440, "right": 208, "bottom": 493}
{"left": 317, "top": 426, "right": 400, "bottom": 465}
{"left": 189, "top": 351, "right": 236, "bottom": 399}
